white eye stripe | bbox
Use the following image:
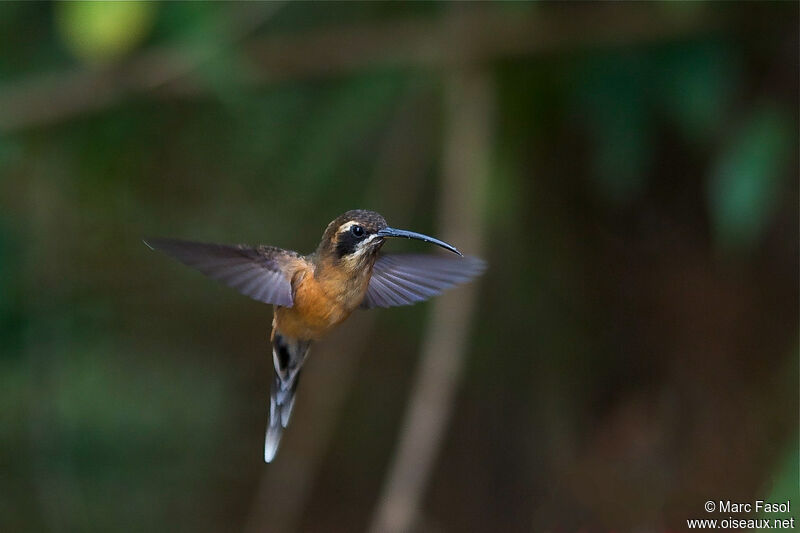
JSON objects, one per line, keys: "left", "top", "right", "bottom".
{"left": 348, "top": 234, "right": 380, "bottom": 259}
{"left": 359, "top": 234, "right": 379, "bottom": 246}
{"left": 355, "top": 234, "right": 378, "bottom": 250}
{"left": 337, "top": 221, "right": 357, "bottom": 234}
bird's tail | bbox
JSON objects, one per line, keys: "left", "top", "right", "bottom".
{"left": 264, "top": 333, "right": 310, "bottom": 462}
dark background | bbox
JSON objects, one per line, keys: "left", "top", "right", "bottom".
{"left": 0, "top": 2, "right": 797, "bottom": 532}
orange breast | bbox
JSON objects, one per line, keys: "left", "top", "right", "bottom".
{"left": 274, "top": 270, "right": 366, "bottom": 341}
{"left": 273, "top": 256, "right": 373, "bottom": 341}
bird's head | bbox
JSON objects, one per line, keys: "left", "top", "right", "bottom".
{"left": 316, "top": 209, "right": 461, "bottom": 271}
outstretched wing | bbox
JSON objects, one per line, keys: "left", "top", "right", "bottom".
{"left": 362, "top": 254, "right": 486, "bottom": 309}
{"left": 145, "top": 238, "right": 297, "bottom": 307}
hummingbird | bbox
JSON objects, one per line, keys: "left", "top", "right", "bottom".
{"left": 145, "top": 209, "right": 485, "bottom": 462}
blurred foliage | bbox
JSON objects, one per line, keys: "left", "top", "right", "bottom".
{"left": 709, "top": 106, "right": 794, "bottom": 252}
{"left": 0, "top": 2, "right": 797, "bottom": 532}
{"left": 762, "top": 439, "right": 800, "bottom": 523}
{"left": 573, "top": 40, "right": 739, "bottom": 204}
{"left": 55, "top": 1, "right": 157, "bottom": 65}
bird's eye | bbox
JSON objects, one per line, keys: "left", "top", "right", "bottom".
{"left": 350, "top": 225, "right": 365, "bottom": 238}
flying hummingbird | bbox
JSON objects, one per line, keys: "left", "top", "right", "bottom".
{"left": 145, "top": 209, "right": 485, "bottom": 462}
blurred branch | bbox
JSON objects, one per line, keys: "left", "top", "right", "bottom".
{"left": 0, "top": 4, "right": 727, "bottom": 133}
{"left": 243, "top": 4, "right": 720, "bottom": 81}
{"left": 368, "top": 53, "right": 493, "bottom": 533}
{"left": 0, "top": 1, "right": 284, "bottom": 133}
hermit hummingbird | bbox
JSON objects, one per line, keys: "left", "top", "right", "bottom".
{"left": 145, "top": 210, "right": 485, "bottom": 462}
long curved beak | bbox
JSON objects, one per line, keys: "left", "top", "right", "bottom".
{"left": 376, "top": 227, "right": 462, "bottom": 256}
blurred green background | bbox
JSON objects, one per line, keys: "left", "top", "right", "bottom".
{"left": 0, "top": 2, "right": 797, "bottom": 532}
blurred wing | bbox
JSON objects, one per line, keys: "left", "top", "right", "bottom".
{"left": 362, "top": 254, "right": 486, "bottom": 309}
{"left": 145, "top": 238, "right": 296, "bottom": 307}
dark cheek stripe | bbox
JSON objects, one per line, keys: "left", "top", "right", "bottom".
{"left": 336, "top": 234, "right": 359, "bottom": 258}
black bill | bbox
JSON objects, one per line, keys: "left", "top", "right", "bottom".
{"left": 376, "top": 227, "right": 462, "bottom": 256}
